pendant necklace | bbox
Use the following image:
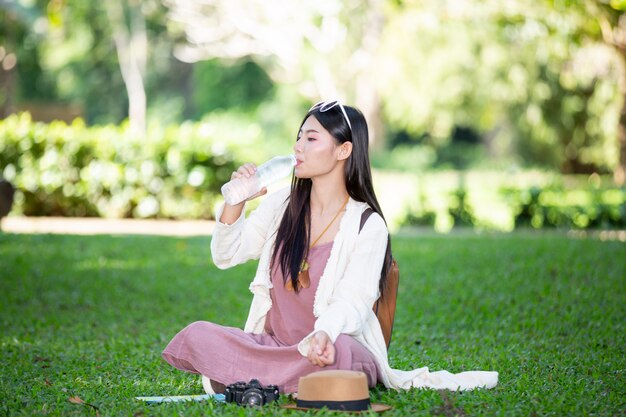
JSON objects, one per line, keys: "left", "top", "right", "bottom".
{"left": 285, "top": 196, "right": 349, "bottom": 292}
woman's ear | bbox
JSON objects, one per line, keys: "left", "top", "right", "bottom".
{"left": 337, "top": 142, "right": 352, "bottom": 161}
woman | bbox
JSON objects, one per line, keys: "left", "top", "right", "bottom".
{"left": 162, "top": 101, "right": 498, "bottom": 393}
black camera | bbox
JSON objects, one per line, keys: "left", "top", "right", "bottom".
{"left": 225, "top": 379, "right": 279, "bottom": 407}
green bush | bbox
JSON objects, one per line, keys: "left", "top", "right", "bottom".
{"left": 448, "top": 188, "right": 476, "bottom": 228}
{"left": 397, "top": 177, "right": 625, "bottom": 231}
{"left": 503, "top": 185, "right": 626, "bottom": 229}
{"left": 0, "top": 113, "right": 246, "bottom": 219}
{"left": 400, "top": 187, "right": 480, "bottom": 230}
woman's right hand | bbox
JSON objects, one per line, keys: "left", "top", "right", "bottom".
{"left": 228, "top": 163, "right": 267, "bottom": 205}
{"left": 219, "top": 163, "right": 267, "bottom": 224}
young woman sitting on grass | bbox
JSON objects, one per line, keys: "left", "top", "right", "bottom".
{"left": 161, "top": 100, "right": 498, "bottom": 394}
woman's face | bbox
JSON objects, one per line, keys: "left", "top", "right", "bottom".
{"left": 293, "top": 115, "right": 345, "bottom": 180}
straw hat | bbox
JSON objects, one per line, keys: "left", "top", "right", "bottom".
{"left": 282, "top": 370, "right": 391, "bottom": 413}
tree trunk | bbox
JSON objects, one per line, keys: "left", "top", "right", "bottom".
{"left": 105, "top": 1, "right": 147, "bottom": 136}
{"left": 0, "top": 57, "right": 16, "bottom": 118}
{"left": 610, "top": 46, "right": 626, "bottom": 185}
{"left": 595, "top": 3, "right": 626, "bottom": 185}
{"left": 616, "top": 97, "right": 626, "bottom": 185}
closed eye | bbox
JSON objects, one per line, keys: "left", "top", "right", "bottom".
{"left": 298, "top": 128, "right": 319, "bottom": 142}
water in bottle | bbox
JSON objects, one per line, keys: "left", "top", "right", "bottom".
{"left": 221, "top": 155, "right": 297, "bottom": 205}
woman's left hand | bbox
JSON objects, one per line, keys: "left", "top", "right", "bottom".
{"left": 307, "top": 331, "right": 336, "bottom": 367}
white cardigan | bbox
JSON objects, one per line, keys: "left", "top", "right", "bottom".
{"left": 210, "top": 187, "right": 498, "bottom": 391}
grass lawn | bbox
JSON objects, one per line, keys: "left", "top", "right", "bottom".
{"left": 0, "top": 230, "right": 624, "bottom": 416}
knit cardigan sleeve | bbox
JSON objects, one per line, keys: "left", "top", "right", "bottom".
{"left": 210, "top": 188, "right": 289, "bottom": 269}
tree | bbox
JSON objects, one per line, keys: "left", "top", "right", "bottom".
{"left": 376, "top": 0, "right": 623, "bottom": 176}
{"left": 162, "top": 0, "right": 388, "bottom": 147}
{"left": 1, "top": 0, "right": 190, "bottom": 127}
{"left": 580, "top": 0, "right": 626, "bottom": 184}
{"left": 0, "top": 0, "right": 45, "bottom": 117}
{"left": 105, "top": 0, "right": 148, "bottom": 136}
{"left": 500, "top": 0, "right": 623, "bottom": 176}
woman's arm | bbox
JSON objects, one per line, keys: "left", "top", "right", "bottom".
{"left": 210, "top": 164, "right": 289, "bottom": 269}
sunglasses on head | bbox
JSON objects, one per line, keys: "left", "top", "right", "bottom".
{"left": 309, "top": 100, "right": 352, "bottom": 132}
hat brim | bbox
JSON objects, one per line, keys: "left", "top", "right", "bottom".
{"left": 281, "top": 403, "right": 392, "bottom": 413}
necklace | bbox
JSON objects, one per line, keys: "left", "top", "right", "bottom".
{"left": 285, "top": 196, "right": 349, "bottom": 292}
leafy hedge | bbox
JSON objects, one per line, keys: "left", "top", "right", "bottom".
{"left": 398, "top": 182, "right": 626, "bottom": 231}
{"left": 2, "top": 113, "right": 625, "bottom": 229}
{"left": 0, "top": 113, "right": 244, "bottom": 219}
{"left": 504, "top": 185, "right": 626, "bottom": 229}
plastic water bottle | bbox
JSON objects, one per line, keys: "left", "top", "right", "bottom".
{"left": 221, "top": 155, "right": 297, "bottom": 205}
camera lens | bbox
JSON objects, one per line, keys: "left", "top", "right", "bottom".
{"left": 241, "top": 388, "right": 264, "bottom": 407}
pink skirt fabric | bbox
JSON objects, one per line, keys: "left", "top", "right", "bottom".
{"left": 162, "top": 241, "right": 381, "bottom": 393}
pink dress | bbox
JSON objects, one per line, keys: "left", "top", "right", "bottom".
{"left": 162, "top": 241, "right": 381, "bottom": 393}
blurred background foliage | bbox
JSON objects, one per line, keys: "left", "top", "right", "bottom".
{"left": 1, "top": 0, "right": 626, "bottom": 231}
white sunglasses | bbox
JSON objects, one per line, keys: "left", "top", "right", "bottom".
{"left": 309, "top": 100, "right": 352, "bottom": 132}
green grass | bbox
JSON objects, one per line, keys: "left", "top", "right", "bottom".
{"left": 0, "top": 231, "right": 624, "bottom": 416}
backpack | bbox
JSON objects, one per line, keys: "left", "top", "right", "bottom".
{"left": 360, "top": 208, "right": 399, "bottom": 349}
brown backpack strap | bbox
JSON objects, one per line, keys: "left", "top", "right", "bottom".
{"left": 360, "top": 207, "right": 398, "bottom": 349}
{"left": 360, "top": 209, "right": 383, "bottom": 309}
{"left": 360, "top": 208, "right": 377, "bottom": 313}
{"left": 359, "top": 208, "right": 374, "bottom": 232}
{"left": 360, "top": 208, "right": 376, "bottom": 310}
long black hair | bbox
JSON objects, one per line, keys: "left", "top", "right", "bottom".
{"left": 271, "top": 103, "right": 393, "bottom": 295}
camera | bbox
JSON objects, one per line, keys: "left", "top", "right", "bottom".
{"left": 225, "top": 379, "right": 280, "bottom": 407}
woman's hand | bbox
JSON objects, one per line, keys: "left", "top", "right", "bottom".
{"left": 219, "top": 163, "right": 267, "bottom": 224}
{"left": 228, "top": 163, "right": 268, "bottom": 203}
{"left": 307, "top": 331, "right": 336, "bottom": 367}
